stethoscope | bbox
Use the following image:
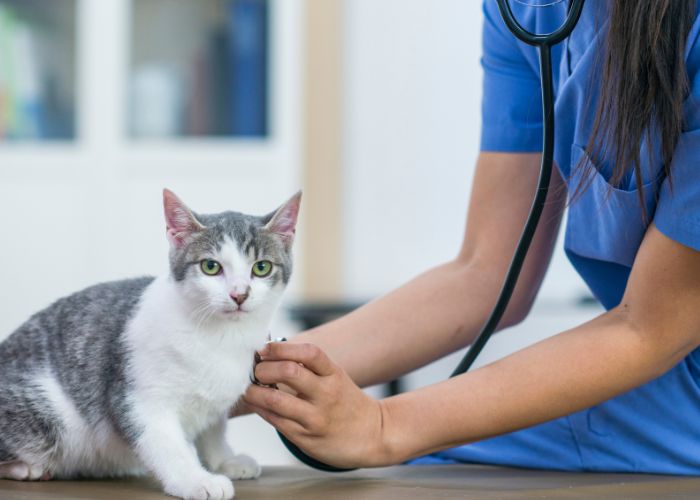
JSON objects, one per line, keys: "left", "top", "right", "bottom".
{"left": 276, "top": 0, "right": 587, "bottom": 472}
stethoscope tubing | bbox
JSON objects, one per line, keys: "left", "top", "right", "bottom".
{"left": 279, "top": 0, "right": 586, "bottom": 472}
{"left": 452, "top": 0, "right": 584, "bottom": 376}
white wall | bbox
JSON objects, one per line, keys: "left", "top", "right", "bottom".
{"left": 342, "top": 0, "right": 477, "bottom": 300}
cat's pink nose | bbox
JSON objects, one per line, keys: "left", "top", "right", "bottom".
{"left": 230, "top": 292, "right": 249, "bottom": 306}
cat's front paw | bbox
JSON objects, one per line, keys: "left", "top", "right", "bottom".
{"left": 165, "top": 473, "right": 234, "bottom": 500}
{"left": 217, "top": 454, "right": 261, "bottom": 480}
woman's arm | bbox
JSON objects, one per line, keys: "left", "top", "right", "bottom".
{"left": 295, "top": 152, "right": 566, "bottom": 387}
{"left": 246, "top": 224, "right": 700, "bottom": 468}
{"left": 380, "top": 224, "right": 700, "bottom": 462}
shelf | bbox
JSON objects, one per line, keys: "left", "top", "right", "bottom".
{"left": 0, "top": 0, "right": 301, "bottom": 177}
{"left": 128, "top": 0, "right": 270, "bottom": 140}
{"left": 0, "top": 0, "right": 77, "bottom": 142}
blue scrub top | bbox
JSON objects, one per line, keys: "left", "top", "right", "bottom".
{"left": 413, "top": 0, "right": 700, "bottom": 474}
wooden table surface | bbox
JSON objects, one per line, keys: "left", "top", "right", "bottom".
{"left": 1, "top": 464, "right": 700, "bottom": 499}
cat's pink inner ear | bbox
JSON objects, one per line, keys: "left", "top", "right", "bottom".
{"left": 265, "top": 191, "right": 302, "bottom": 240}
{"left": 163, "top": 189, "right": 203, "bottom": 248}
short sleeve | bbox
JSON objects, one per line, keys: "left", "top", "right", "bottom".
{"left": 654, "top": 25, "right": 700, "bottom": 251}
{"left": 480, "top": 0, "right": 543, "bottom": 152}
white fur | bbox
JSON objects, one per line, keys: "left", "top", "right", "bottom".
{"left": 125, "top": 239, "right": 282, "bottom": 498}
{"left": 35, "top": 373, "right": 143, "bottom": 478}
{"left": 35, "top": 240, "right": 283, "bottom": 499}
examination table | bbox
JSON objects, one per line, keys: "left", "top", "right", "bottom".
{"left": 2, "top": 464, "right": 700, "bottom": 499}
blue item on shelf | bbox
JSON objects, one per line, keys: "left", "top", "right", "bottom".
{"left": 227, "top": 0, "right": 268, "bottom": 137}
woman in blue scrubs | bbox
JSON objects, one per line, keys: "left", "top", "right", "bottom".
{"left": 243, "top": 0, "right": 700, "bottom": 474}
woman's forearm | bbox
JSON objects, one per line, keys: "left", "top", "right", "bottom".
{"left": 375, "top": 223, "right": 700, "bottom": 465}
{"left": 378, "top": 307, "right": 684, "bottom": 464}
{"left": 294, "top": 259, "right": 508, "bottom": 388}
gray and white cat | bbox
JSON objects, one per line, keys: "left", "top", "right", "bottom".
{"left": 0, "top": 189, "right": 301, "bottom": 499}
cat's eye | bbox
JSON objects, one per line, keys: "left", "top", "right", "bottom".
{"left": 200, "top": 259, "right": 222, "bottom": 276}
{"left": 252, "top": 260, "right": 273, "bottom": 278}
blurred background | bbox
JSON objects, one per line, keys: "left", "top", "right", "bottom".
{"left": 0, "top": 0, "right": 601, "bottom": 465}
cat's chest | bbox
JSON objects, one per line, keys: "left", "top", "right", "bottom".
{"left": 173, "top": 340, "right": 256, "bottom": 435}
{"left": 183, "top": 345, "right": 253, "bottom": 398}
{"left": 166, "top": 329, "right": 257, "bottom": 390}
{"left": 126, "top": 300, "right": 269, "bottom": 434}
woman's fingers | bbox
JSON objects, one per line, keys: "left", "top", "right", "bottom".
{"left": 258, "top": 342, "right": 336, "bottom": 376}
{"left": 246, "top": 342, "right": 388, "bottom": 469}
{"left": 254, "top": 360, "right": 320, "bottom": 397}
{"left": 244, "top": 384, "right": 317, "bottom": 428}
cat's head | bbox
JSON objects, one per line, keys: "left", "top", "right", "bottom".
{"left": 162, "top": 189, "right": 300, "bottom": 323}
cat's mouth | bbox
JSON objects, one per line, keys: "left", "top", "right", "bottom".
{"left": 221, "top": 307, "right": 247, "bottom": 317}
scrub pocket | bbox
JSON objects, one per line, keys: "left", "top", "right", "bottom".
{"left": 564, "top": 144, "right": 658, "bottom": 268}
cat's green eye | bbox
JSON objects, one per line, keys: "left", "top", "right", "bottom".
{"left": 252, "top": 260, "right": 273, "bottom": 278}
{"left": 200, "top": 259, "right": 222, "bottom": 276}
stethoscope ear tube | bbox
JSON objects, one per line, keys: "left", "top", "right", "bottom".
{"left": 278, "top": 0, "right": 585, "bottom": 472}
{"left": 496, "top": 0, "right": 585, "bottom": 47}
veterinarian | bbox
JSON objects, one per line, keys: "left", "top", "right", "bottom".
{"left": 244, "top": 0, "right": 700, "bottom": 473}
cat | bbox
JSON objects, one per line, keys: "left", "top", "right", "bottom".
{"left": 0, "top": 189, "right": 301, "bottom": 499}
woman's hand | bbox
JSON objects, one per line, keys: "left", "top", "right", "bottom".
{"left": 243, "top": 342, "right": 392, "bottom": 469}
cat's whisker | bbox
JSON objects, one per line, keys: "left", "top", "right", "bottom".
{"left": 189, "top": 299, "right": 216, "bottom": 327}
{"left": 192, "top": 305, "right": 215, "bottom": 332}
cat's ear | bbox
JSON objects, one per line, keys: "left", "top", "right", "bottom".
{"left": 163, "top": 189, "right": 204, "bottom": 248}
{"left": 264, "top": 191, "right": 302, "bottom": 244}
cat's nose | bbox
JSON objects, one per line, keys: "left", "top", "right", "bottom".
{"left": 230, "top": 291, "right": 249, "bottom": 306}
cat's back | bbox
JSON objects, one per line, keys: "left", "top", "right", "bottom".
{"left": 0, "top": 276, "right": 155, "bottom": 373}
{"left": 48, "top": 276, "right": 156, "bottom": 343}
{"left": 0, "top": 277, "right": 158, "bottom": 477}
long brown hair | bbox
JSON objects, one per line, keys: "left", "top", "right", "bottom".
{"left": 581, "top": 0, "right": 696, "bottom": 211}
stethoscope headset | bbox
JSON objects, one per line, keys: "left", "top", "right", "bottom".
{"left": 277, "top": 0, "right": 586, "bottom": 472}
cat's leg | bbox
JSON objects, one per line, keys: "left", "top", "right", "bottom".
{"left": 196, "top": 417, "right": 261, "bottom": 480}
{"left": 0, "top": 461, "right": 51, "bottom": 481}
{"left": 135, "top": 416, "right": 234, "bottom": 500}
{"left": 0, "top": 381, "right": 57, "bottom": 481}
{"left": 0, "top": 461, "right": 29, "bottom": 480}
